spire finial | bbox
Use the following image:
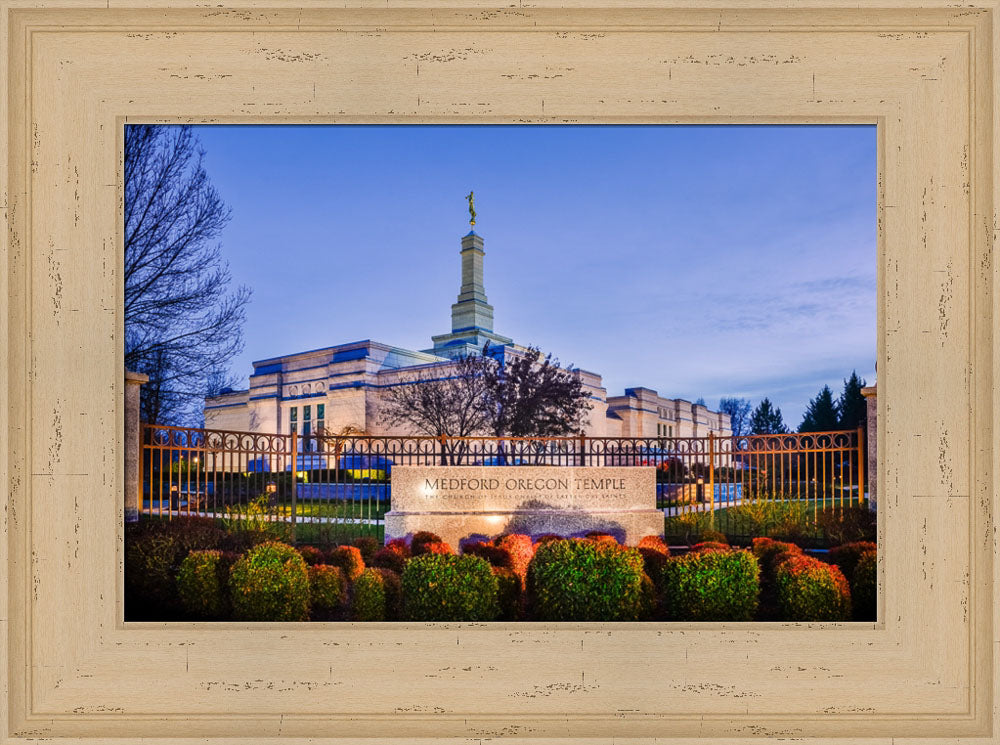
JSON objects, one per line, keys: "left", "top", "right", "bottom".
{"left": 465, "top": 190, "right": 476, "bottom": 227}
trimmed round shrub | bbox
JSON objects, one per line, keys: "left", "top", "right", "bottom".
{"left": 419, "top": 540, "right": 454, "bottom": 556}
{"left": 352, "top": 567, "right": 403, "bottom": 621}
{"left": 371, "top": 543, "right": 409, "bottom": 574}
{"left": 495, "top": 534, "right": 535, "bottom": 580}
{"left": 584, "top": 531, "right": 619, "bottom": 545}
{"left": 176, "top": 550, "right": 228, "bottom": 618}
{"left": 125, "top": 518, "right": 227, "bottom": 614}
{"left": 751, "top": 537, "right": 803, "bottom": 574}
{"left": 351, "top": 536, "right": 381, "bottom": 565}
{"left": 327, "top": 545, "right": 365, "bottom": 582}
{"left": 493, "top": 567, "right": 523, "bottom": 621}
{"left": 228, "top": 541, "right": 311, "bottom": 621}
{"left": 533, "top": 533, "right": 563, "bottom": 545}
{"left": 528, "top": 539, "right": 646, "bottom": 622}
{"left": 463, "top": 541, "right": 513, "bottom": 569}
{"left": 851, "top": 549, "right": 876, "bottom": 621}
{"left": 661, "top": 550, "right": 760, "bottom": 621}
{"left": 410, "top": 531, "right": 444, "bottom": 555}
{"left": 401, "top": 554, "right": 500, "bottom": 621}
{"left": 309, "top": 564, "right": 347, "bottom": 613}
{"left": 637, "top": 536, "right": 671, "bottom": 587}
{"left": 690, "top": 541, "right": 731, "bottom": 554}
{"left": 775, "top": 554, "right": 852, "bottom": 621}
{"left": 298, "top": 545, "right": 326, "bottom": 566}
{"left": 827, "top": 541, "right": 877, "bottom": 581}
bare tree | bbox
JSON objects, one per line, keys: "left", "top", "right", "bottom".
{"left": 377, "top": 355, "right": 492, "bottom": 438}
{"left": 123, "top": 125, "right": 250, "bottom": 425}
{"left": 718, "top": 396, "right": 752, "bottom": 437}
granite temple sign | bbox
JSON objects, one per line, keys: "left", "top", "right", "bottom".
{"left": 386, "top": 466, "right": 662, "bottom": 548}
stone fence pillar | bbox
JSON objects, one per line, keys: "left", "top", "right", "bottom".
{"left": 124, "top": 371, "right": 149, "bottom": 522}
{"left": 861, "top": 385, "right": 877, "bottom": 510}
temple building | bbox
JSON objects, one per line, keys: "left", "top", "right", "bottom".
{"left": 204, "top": 217, "right": 732, "bottom": 443}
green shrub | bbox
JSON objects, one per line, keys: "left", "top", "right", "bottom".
{"left": 176, "top": 550, "right": 228, "bottom": 618}
{"left": 527, "top": 539, "right": 647, "bottom": 622}
{"left": 493, "top": 567, "right": 522, "bottom": 621}
{"left": 309, "top": 564, "right": 347, "bottom": 613}
{"left": 352, "top": 568, "right": 403, "bottom": 621}
{"left": 775, "top": 554, "right": 851, "bottom": 621}
{"left": 298, "top": 545, "right": 326, "bottom": 566}
{"left": 495, "top": 534, "right": 535, "bottom": 580}
{"left": 827, "top": 541, "right": 877, "bottom": 581}
{"left": 351, "top": 536, "right": 381, "bottom": 565}
{"left": 125, "top": 517, "right": 226, "bottom": 614}
{"left": 327, "top": 545, "right": 365, "bottom": 582}
{"left": 401, "top": 554, "right": 499, "bottom": 621}
{"left": 660, "top": 550, "right": 760, "bottom": 621}
{"left": 228, "top": 541, "right": 311, "bottom": 621}
{"left": 462, "top": 541, "right": 512, "bottom": 569}
{"left": 851, "top": 549, "right": 876, "bottom": 621}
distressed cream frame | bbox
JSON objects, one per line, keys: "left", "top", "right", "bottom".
{"left": 1, "top": 1, "right": 997, "bottom": 742}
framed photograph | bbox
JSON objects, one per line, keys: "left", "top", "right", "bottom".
{"left": 1, "top": 1, "right": 995, "bottom": 742}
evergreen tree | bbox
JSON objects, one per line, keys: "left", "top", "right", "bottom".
{"left": 799, "top": 385, "right": 840, "bottom": 433}
{"left": 749, "top": 398, "right": 788, "bottom": 435}
{"left": 837, "top": 370, "right": 868, "bottom": 430}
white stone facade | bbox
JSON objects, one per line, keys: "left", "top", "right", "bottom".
{"left": 204, "top": 229, "right": 730, "bottom": 442}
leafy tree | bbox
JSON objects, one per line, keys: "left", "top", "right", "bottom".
{"left": 718, "top": 397, "right": 752, "bottom": 437}
{"left": 694, "top": 397, "right": 707, "bottom": 407}
{"left": 749, "top": 398, "right": 788, "bottom": 435}
{"left": 799, "top": 385, "right": 840, "bottom": 433}
{"left": 482, "top": 344, "right": 592, "bottom": 438}
{"left": 837, "top": 371, "right": 868, "bottom": 430}
{"left": 124, "top": 124, "right": 250, "bottom": 425}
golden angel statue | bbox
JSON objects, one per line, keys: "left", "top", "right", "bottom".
{"left": 466, "top": 191, "right": 476, "bottom": 226}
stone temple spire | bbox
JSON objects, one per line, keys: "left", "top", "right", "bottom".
{"left": 423, "top": 196, "right": 513, "bottom": 359}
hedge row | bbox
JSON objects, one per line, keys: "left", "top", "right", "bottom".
{"left": 128, "top": 522, "right": 875, "bottom": 622}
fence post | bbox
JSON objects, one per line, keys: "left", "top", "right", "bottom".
{"left": 856, "top": 426, "right": 865, "bottom": 507}
{"left": 579, "top": 433, "right": 586, "bottom": 467}
{"left": 124, "top": 371, "right": 148, "bottom": 523}
{"left": 861, "top": 385, "right": 877, "bottom": 510}
{"left": 290, "top": 430, "right": 298, "bottom": 542}
{"left": 708, "top": 432, "right": 716, "bottom": 528}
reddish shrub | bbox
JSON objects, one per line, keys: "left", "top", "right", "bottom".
{"left": 418, "top": 540, "right": 454, "bottom": 556}
{"left": 775, "top": 554, "right": 851, "bottom": 621}
{"left": 298, "top": 545, "right": 326, "bottom": 566}
{"left": 750, "top": 537, "right": 803, "bottom": 573}
{"left": 351, "top": 536, "right": 380, "bottom": 565}
{"left": 533, "top": 533, "right": 563, "bottom": 545}
{"left": 463, "top": 541, "right": 514, "bottom": 569}
{"left": 690, "top": 541, "right": 731, "bottom": 554}
{"left": 827, "top": 541, "right": 877, "bottom": 581}
{"left": 371, "top": 542, "right": 409, "bottom": 574}
{"left": 410, "top": 531, "right": 444, "bottom": 554}
{"left": 584, "top": 531, "right": 619, "bottom": 545}
{"left": 327, "top": 545, "right": 365, "bottom": 582}
{"left": 638, "top": 535, "right": 670, "bottom": 553}
{"left": 352, "top": 567, "right": 403, "bottom": 621}
{"left": 495, "top": 534, "right": 535, "bottom": 580}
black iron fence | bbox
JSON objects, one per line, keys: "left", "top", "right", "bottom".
{"left": 140, "top": 424, "right": 866, "bottom": 546}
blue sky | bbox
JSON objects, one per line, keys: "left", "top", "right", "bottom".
{"left": 192, "top": 124, "right": 876, "bottom": 429}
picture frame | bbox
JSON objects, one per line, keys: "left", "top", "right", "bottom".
{"left": 1, "top": 1, "right": 995, "bottom": 742}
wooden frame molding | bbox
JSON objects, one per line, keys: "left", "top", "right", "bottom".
{"left": 1, "top": 2, "right": 996, "bottom": 742}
